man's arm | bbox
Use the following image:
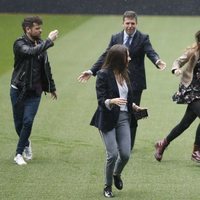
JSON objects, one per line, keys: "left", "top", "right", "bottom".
{"left": 144, "top": 35, "right": 166, "bottom": 70}
{"left": 14, "top": 30, "right": 58, "bottom": 57}
{"left": 78, "top": 35, "right": 115, "bottom": 83}
{"left": 14, "top": 39, "right": 53, "bottom": 56}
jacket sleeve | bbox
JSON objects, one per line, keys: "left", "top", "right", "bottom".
{"left": 43, "top": 53, "right": 56, "bottom": 92}
{"left": 90, "top": 35, "right": 115, "bottom": 76}
{"left": 46, "top": 63, "right": 56, "bottom": 92}
{"left": 171, "top": 50, "right": 190, "bottom": 73}
{"left": 96, "top": 71, "right": 109, "bottom": 109}
{"left": 143, "top": 35, "right": 160, "bottom": 66}
{"left": 14, "top": 38, "right": 54, "bottom": 57}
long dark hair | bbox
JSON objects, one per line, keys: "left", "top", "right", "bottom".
{"left": 195, "top": 30, "right": 200, "bottom": 44}
{"left": 102, "top": 44, "right": 130, "bottom": 84}
{"left": 186, "top": 30, "right": 200, "bottom": 62}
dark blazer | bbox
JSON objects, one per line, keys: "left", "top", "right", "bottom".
{"left": 90, "top": 68, "right": 134, "bottom": 132}
{"left": 90, "top": 30, "right": 160, "bottom": 91}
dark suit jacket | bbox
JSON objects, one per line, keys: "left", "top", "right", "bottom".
{"left": 90, "top": 30, "right": 160, "bottom": 91}
{"left": 90, "top": 68, "right": 134, "bottom": 132}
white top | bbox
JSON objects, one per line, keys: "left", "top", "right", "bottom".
{"left": 105, "top": 80, "right": 128, "bottom": 111}
{"left": 117, "top": 80, "right": 128, "bottom": 111}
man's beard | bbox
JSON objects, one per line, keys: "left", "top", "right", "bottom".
{"left": 31, "top": 35, "right": 41, "bottom": 40}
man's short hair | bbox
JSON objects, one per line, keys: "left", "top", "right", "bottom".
{"left": 22, "top": 16, "right": 43, "bottom": 33}
{"left": 123, "top": 11, "right": 137, "bottom": 22}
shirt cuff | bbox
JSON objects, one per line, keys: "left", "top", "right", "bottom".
{"left": 105, "top": 99, "right": 111, "bottom": 110}
{"left": 156, "top": 59, "right": 161, "bottom": 65}
{"left": 87, "top": 70, "right": 93, "bottom": 75}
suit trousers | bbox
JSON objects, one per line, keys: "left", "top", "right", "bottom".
{"left": 131, "top": 90, "right": 143, "bottom": 150}
{"left": 100, "top": 111, "right": 131, "bottom": 186}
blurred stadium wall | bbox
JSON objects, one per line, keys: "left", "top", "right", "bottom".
{"left": 0, "top": 0, "right": 199, "bottom": 15}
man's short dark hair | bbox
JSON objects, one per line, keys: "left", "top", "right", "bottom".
{"left": 22, "top": 16, "right": 43, "bottom": 33}
{"left": 123, "top": 11, "right": 137, "bottom": 22}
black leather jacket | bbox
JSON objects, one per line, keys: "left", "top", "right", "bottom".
{"left": 11, "top": 35, "right": 56, "bottom": 94}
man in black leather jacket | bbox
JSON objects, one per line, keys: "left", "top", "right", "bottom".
{"left": 10, "top": 16, "right": 58, "bottom": 165}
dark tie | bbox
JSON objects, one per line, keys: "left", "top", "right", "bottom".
{"left": 125, "top": 36, "right": 132, "bottom": 48}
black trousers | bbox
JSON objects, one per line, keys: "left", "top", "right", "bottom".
{"left": 166, "top": 100, "right": 200, "bottom": 146}
{"left": 131, "top": 90, "right": 143, "bottom": 150}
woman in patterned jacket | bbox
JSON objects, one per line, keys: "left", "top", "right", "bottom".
{"left": 154, "top": 30, "right": 200, "bottom": 163}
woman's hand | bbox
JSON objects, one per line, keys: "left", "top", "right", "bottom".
{"left": 132, "top": 103, "right": 147, "bottom": 111}
{"left": 174, "top": 69, "right": 182, "bottom": 76}
{"left": 110, "top": 98, "right": 127, "bottom": 106}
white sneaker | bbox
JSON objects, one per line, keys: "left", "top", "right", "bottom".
{"left": 23, "top": 140, "right": 32, "bottom": 160}
{"left": 14, "top": 154, "right": 27, "bottom": 165}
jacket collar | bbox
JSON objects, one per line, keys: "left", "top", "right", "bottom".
{"left": 119, "top": 30, "right": 140, "bottom": 49}
{"left": 22, "top": 34, "right": 42, "bottom": 45}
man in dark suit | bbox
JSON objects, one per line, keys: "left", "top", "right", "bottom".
{"left": 78, "top": 11, "right": 166, "bottom": 150}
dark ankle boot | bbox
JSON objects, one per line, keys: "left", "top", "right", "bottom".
{"left": 154, "top": 138, "right": 168, "bottom": 162}
{"left": 113, "top": 174, "right": 123, "bottom": 190}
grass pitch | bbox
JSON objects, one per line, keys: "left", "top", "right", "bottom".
{"left": 0, "top": 14, "right": 200, "bottom": 200}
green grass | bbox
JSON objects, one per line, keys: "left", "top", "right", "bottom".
{"left": 0, "top": 14, "right": 91, "bottom": 75}
{"left": 1, "top": 14, "right": 200, "bottom": 200}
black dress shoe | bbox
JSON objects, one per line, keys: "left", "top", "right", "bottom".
{"left": 103, "top": 185, "right": 114, "bottom": 198}
{"left": 113, "top": 175, "right": 123, "bottom": 190}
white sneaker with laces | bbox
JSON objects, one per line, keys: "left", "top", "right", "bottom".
{"left": 14, "top": 154, "right": 27, "bottom": 165}
{"left": 23, "top": 140, "right": 32, "bottom": 160}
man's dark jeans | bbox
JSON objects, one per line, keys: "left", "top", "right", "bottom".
{"left": 10, "top": 87, "right": 41, "bottom": 155}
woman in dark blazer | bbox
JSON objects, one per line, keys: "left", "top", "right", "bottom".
{"left": 90, "top": 44, "right": 146, "bottom": 198}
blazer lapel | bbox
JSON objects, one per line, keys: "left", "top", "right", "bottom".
{"left": 108, "top": 70, "right": 119, "bottom": 96}
{"left": 116, "top": 31, "right": 124, "bottom": 44}
{"left": 130, "top": 30, "right": 140, "bottom": 49}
